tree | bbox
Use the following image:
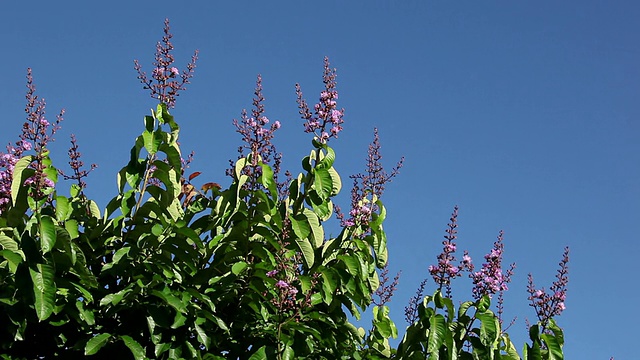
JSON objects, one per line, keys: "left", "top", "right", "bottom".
{"left": 0, "top": 19, "right": 567, "bottom": 359}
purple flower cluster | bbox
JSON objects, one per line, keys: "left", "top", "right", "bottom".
{"left": 233, "top": 75, "right": 281, "bottom": 164}
{"left": 59, "top": 134, "right": 97, "bottom": 192}
{"left": 527, "top": 247, "right": 569, "bottom": 328}
{"left": 295, "top": 57, "right": 344, "bottom": 143}
{"left": 265, "top": 267, "right": 304, "bottom": 316}
{"left": 373, "top": 264, "right": 401, "bottom": 306}
{"left": 134, "top": 18, "right": 198, "bottom": 108}
{"left": 339, "top": 129, "right": 403, "bottom": 228}
{"left": 428, "top": 206, "right": 470, "bottom": 296}
{"left": 0, "top": 69, "right": 62, "bottom": 213}
{"left": 228, "top": 75, "right": 283, "bottom": 188}
{"left": 470, "top": 231, "right": 515, "bottom": 300}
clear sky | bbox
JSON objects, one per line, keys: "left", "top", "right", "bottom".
{"left": 2, "top": 1, "right": 638, "bottom": 358}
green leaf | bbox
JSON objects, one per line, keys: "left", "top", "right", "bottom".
{"left": 121, "top": 336, "right": 145, "bottom": 360}
{"left": 338, "top": 255, "right": 360, "bottom": 276}
{"left": 85, "top": 333, "right": 111, "bottom": 355}
{"left": 309, "top": 192, "right": 332, "bottom": 221}
{"left": 327, "top": 166, "right": 341, "bottom": 196}
{"left": 260, "top": 163, "right": 278, "bottom": 200}
{"left": 0, "top": 250, "right": 23, "bottom": 273}
{"left": 102, "top": 247, "right": 131, "bottom": 271}
{"left": 501, "top": 333, "right": 521, "bottom": 360}
{"left": 55, "top": 196, "right": 71, "bottom": 222}
{"left": 29, "top": 263, "right": 56, "bottom": 321}
{"left": 39, "top": 215, "right": 57, "bottom": 254}
{"left": 477, "top": 311, "right": 500, "bottom": 347}
{"left": 541, "top": 331, "right": 563, "bottom": 360}
{"left": 194, "top": 322, "right": 210, "bottom": 350}
{"left": 290, "top": 214, "right": 311, "bottom": 240}
{"left": 43, "top": 164, "right": 58, "bottom": 184}
{"left": 144, "top": 114, "right": 155, "bottom": 132}
{"left": 295, "top": 238, "right": 315, "bottom": 269}
{"left": 99, "top": 288, "right": 131, "bottom": 306}
{"left": 477, "top": 294, "right": 491, "bottom": 312}
{"left": 10, "top": 155, "right": 34, "bottom": 205}
{"left": 234, "top": 157, "right": 249, "bottom": 180}
{"left": 231, "top": 261, "right": 248, "bottom": 275}
{"left": 0, "top": 235, "right": 20, "bottom": 253}
{"left": 315, "top": 145, "right": 336, "bottom": 170}
{"left": 303, "top": 208, "right": 324, "bottom": 247}
{"left": 283, "top": 345, "right": 295, "bottom": 360}
{"left": 248, "top": 345, "right": 276, "bottom": 360}
{"left": 313, "top": 168, "right": 333, "bottom": 200}
{"left": 75, "top": 300, "right": 95, "bottom": 325}
{"left": 547, "top": 319, "right": 564, "bottom": 347}
{"left": 69, "top": 183, "right": 80, "bottom": 197}
{"left": 142, "top": 129, "right": 161, "bottom": 156}
{"left": 158, "top": 142, "right": 182, "bottom": 170}
{"left": 151, "top": 289, "right": 187, "bottom": 314}
{"left": 427, "top": 314, "right": 447, "bottom": 355}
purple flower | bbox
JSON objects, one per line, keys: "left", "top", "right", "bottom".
{"left": 133, "top": 19, "right": 198, "bottom": 108}
{"left": 428, "top": 207, "right": 464, "bottom": 297}
{"left": 527, "top": 247, "right": 570, "bottom": 328}
{"left": 266, "top": 270, "right": 278, "bottom": 278}
{"left": 20, "top": 141, "right": 32, "bottom": 151}
{"left": 275, "top": 280, "right": 289, "bottom": 289}
{"left": 295, "top": 57, "right": 345, "bottom": 143}
{"left": 470, "top": 231, "right": 515, "bottom": 299}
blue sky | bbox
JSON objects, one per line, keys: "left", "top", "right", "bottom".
{"left": 2, "top": 1, "right": 639, "bottom": 358}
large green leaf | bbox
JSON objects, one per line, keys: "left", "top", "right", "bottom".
{"left": 85, "top": 333, "right": 111, "bottom": 355}
{"left": 121, "top": 335, "right": 145, "bottom": 360}
{"left": 295, "top": 238, "right": 315, "bottom": 269}
{"left": 313, "top": 168, "right": 333, "bottom": 200}
{"left": 338, "top": 255, "right": 360, "bottom": 276}
{"left": 327, "top": 166, "right": 341, "bottom": 196}
{"left": 142, "top": 128, "right": 162, "bottom": 155}
{"left": 260, "top": 163, "right": 278, "bottom": 200}
{"left": 0, "top": 250, "right": 23, "bottom": 273}
{"left": 151, "top": 288, "right": 188, "bottom": 314}
{"left": 0, "top": 235, "right": 20, "bottom": 253}
{"left": 39, "top": 215, "right": 57, "bottom": 254}
{"left": 194, "top": 322, "right": 210, "bottom": 350}
{"left": 55, "top": 196, "right": 71, "bottom": 222}
{"left": 541, "top": 332, "right": 563, "bottom": 360}
{"left": 477, "top": 311, "right": 499, "bottom": 348}
{"left": 231, "top": 261, "right": 248, "bottom": 275}
{"left": 29, "top": 263, "right": 56, "bottom": 321}
{"left": 99, "top": 288, "right": 131, "bottom": 306}
{"left": 501, "top": 333, "right": 521, "bottom": 360}
{"left": 290, "top": 214, "right": 311, "bottom": 240}
{"left": 10, "top": 155, "right": 34, "bottom": 205}
{"left": 158, "top": 142, "right": 182, "bottom": 170}
{"left": 304, "top": 208, "right": 324, "bottom": 247}
{"left": 75, "top": 300, "right": 95, "bottom": 325}
{"left": 427, "top": 314, "right": 447, "bottom": 355}
{"left": 315, "top": 145, "right": 335, "bottom": 170}
{"left": 282, "top": 345, "right": 295, "bottom": 360}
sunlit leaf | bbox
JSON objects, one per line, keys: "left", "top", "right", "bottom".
{"left": 39, "top": 215, "right": 57, "bottom": 254}
{"left": 30, "top": 263, "right": 56, "bottom": 321}
{"left": 85, "top": 333, "right": 111, "bottom": 355}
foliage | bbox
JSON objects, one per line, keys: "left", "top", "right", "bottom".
{"left": 0, "top": 20, "right": 568, "bottom": 359}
